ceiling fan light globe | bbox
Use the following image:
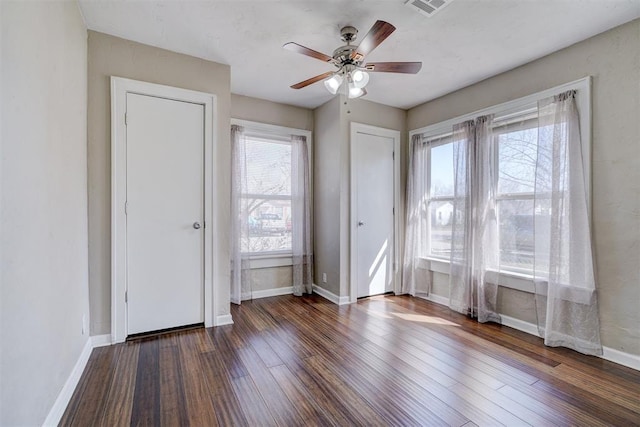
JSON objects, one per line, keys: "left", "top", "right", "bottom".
{"left": 348, "top": 86, "right": 365, "bottom": 99}
{"left": 351, "top": 70, "right": 369, "bottom": 88}
{"left": 324, "top": 74, "right": 343, "bottom": 94}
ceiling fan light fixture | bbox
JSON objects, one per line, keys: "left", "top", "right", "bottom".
{"left": 348, "top": 85, "right": 366, "bottom": 99}
{"left": 351, "top": 70, "right": 369, "bottom": 88}
{"left": 324, "top": 74, "right": 343, "bottom": 94}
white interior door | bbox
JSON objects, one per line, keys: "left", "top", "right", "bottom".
{"left": 353, "top": 129, "right": 395, "bottom": 298}
{"left": 126, "top": 93, "right": 204, "bottom": 335}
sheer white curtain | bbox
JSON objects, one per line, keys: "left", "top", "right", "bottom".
{"left": 402, "top": 134, "right": 431, "bottom": 297}
{"left": 291, "top": 135, "right": 313, "bottom": 295}
{"left": 449, "top": 115, "right": 501, "bottom": 323}
{"left": 230, "top": 125, "right": 251, "bottom": 304}
{"left": 533, "top": 91, "right": 602, "bottom": 355}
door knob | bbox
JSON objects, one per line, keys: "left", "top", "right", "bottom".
{"left": 193, "top": 222, "right": 202, "bottom": 229}
{"left": 358, "top": 221, "right": 365, "bottom": 226}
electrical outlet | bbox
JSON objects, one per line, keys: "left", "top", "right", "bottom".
{"left": 322, "top": 273, "right": 327, "bottom": 283}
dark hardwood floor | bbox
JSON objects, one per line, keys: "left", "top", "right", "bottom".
{"left": 61, "top": 294, "right": 640, "bottom": 426}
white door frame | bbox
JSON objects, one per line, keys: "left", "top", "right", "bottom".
{"left": 111, "top": 77, "right": 217, "bottom": 343}
{"left": 349, "top": 123, "right": 401, "bottom": 304}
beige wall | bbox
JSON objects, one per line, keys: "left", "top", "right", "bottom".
{"left": 88, "top": 31, "right": 231, "bottom": 334}
{"left": 313, "top": 97, "right": 343, "bottom": 295}
{"left": 407, "top": 19, "right": 640, "bottom": 355}
{"left": 1, "top": 2, "right": 90, "bottom": 424}
{"left": 249, "top": 266, "right": 292, "bottom": 292}
{"left": 314, "top": 97, "right": 407, "bottom": 297}
{"left": 231, "top": 94, "right": 313, "bottom": 130}
{"left": 231, "top": 94, "right": 313, "bottom": 293}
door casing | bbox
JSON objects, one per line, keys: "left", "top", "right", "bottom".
{"left": 349, "top": 123, "right": 401, "bottom": 303}
{"left": 111, "top": 77, "right": 217, "bottom": 343}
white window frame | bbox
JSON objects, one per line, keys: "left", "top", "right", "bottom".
{"left": 231, "top": 119, "right": 312, "bottom": 269}
{"left": 409, "top": 77, "right": 591, "bottom": 293}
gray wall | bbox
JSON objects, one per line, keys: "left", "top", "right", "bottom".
{"left": 231, "top": 94, "right": 313, "bottom": 293}
{"left": 313, "top": 97, "right": 407, "bottom": 297}
{"left": 0, "top": 2, "right": 90, "bottom": 424}
{"left": 313, "top": 97, "right": 343, "bottom": 295}
{"left": 231, "top": 94, "right": 313, "bottom": 131}
{"left": 88, "top": 31, "right": 232, "bottom": 335}
{"left": 407, "top": 19, "right": 640, "bottom": 355}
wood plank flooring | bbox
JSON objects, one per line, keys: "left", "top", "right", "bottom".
{"left": 60, "top": 294, "right": 640, "bottom": 426}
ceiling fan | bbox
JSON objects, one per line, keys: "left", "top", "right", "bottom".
{"left": 284, "top": 20, "right": 422, "bottom": 99}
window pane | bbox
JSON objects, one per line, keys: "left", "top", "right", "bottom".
{"left": 498, "top": 199, "right": 534, "bottom": 271}
{"left": 241, "top": 135, "right": 293, "bottom": 254}
{"left": 244, "top": 198, "right": 291, "bottom": 253}
{"left": 498, "top": 128, "right": 538, "bottom": 194}
{"left": 245, "top": 138, "right": 291, "bottom": 196}
{"left": 429, "top": 200, "right": 453, "bottom": 258}
{"left": 430, "top": 142, "right": 454, "bottom": 197}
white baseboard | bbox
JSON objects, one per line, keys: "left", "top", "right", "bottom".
{"left": 424, "top": 293, "right": 449, "bottom": 307}
{"left": 312, "top": 284, "right": 351, "bottom": 305}
{"left": 43, "top": 337, "right": 94, "bottom": 426}
{"left": 248, "top": 286, "right": 293, "bottom": 300}
{"left": 502, "top": 315, "right": 640, "bottom": 370}
{"left": 602, "top": 346, "right": 640, "bottom": 371}
{"left": 215, "top": 314, "right": 234, "bottom": 326}
{"left": 91, "top": 334, "right": 112, "bottom": 348}
{"left": 426, "top": 295, "right": 639, "bottom": 371}
{"left": 500, "top": 314, "right": 542, "bottom": 337}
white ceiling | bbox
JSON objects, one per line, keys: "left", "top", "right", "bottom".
{"left": 78, "top": 0, "right": 640, "bottom": 110}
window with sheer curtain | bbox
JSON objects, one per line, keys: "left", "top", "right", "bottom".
{"left": 416, "top": 107, "right": 578, "bottom": 278}
{"left": 419, "top": 114, "right": 540, "bottom": 276}
{"left": 404, "top": 79, "right": 602, "bottom": 355}
{"left": 427, "top": 136, "right": 455, "bottom": 260}
{"left": 241, "top": 134, "right": 293, "bottom": 255}
{"left": 231, "top": 122, "right": 313, "bottom": 304}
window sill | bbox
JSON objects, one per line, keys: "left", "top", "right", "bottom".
{"left": 247, "top": 254, "right": 293, "bottom": 269}
{"left": 417, "top": 257, "right": 541, "bottom": 294}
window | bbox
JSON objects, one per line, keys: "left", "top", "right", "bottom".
{"left": 495, "top": 112, "right": 538, "bottom": 273}
{"left": 409, "top": 77, "right": 590, "bottom": 282}
{"left": 426, "top": 135, "right": 454, "bottom": 259}
{"left": 424, "top": 111, "right": 558, "bottom": 272}
{"left": 241, "top": 133, "right": 293, "bottom": 254}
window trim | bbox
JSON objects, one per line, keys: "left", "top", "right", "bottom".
{"left": 231, "top": 118, "right": 312, "bottom": 268}
{"left": 408, "top": 77, "right": 592, "bottom": 292}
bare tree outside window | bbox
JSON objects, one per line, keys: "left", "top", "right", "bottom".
{"left": 497, "top": 124, "right": 553, "bottom": 272}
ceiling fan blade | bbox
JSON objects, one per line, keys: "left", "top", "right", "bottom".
{"left": 364, "top": 62, "right": 422, "bottom": 74}
{"left": 350, "top": 20, "right": 396, "bottom": 61}
{"left": 290, "top": 71, "right": 335, "bottom": 89}
{"left": 283, "top": 42, "right": 335, "bottom": 63}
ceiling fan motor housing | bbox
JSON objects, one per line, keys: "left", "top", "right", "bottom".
{"left": 332, "top": 45, "right": 358, "bottom": 66}
{"left": 340, "top": 26, "right": 358, "bottom": 43}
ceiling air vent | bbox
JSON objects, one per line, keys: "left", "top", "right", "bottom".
{"left": 404, "top": 0, "right": 453, "bottom": 17}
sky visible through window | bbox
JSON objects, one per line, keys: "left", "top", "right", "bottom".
{"left": 430, "top": 142, "right": 454, "bottom": 196}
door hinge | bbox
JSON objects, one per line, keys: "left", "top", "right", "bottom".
{"left": 125, "top": 290, "right": 128, "bottom": 303}
{"left": 392, "top": 151, "right": 395, "bottom": 160}
{"left": 124, "top": 112, "right": 128, "bottom": 126}
{"left": 124, "top": 201, "right": 128, "bottom": 215}
{"left": 393, "top": 207, "right": 395, "bottom": 215}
